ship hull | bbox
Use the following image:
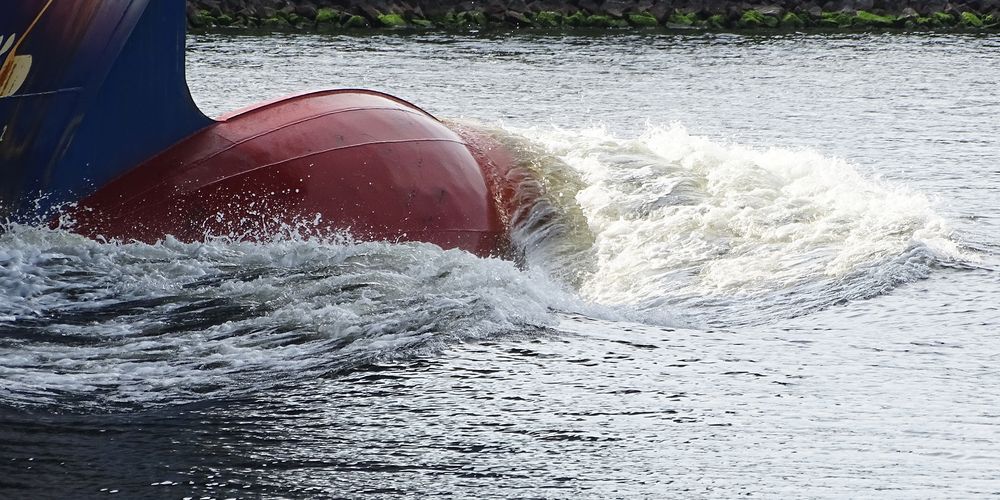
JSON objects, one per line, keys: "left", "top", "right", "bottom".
{"left": 70, "top": 90, "right": 516, "bottom": 257}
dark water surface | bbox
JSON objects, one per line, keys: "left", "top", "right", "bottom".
{"left": 2, "top": 32, "right": 999, "bottom": 498}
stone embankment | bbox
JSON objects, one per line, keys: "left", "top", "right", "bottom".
{"left": 186, "top": 0, "right": 1000, "bottom": 30}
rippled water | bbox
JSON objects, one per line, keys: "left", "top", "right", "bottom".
{"left": 2, "top": 32, "right": 999, "bottom": 497}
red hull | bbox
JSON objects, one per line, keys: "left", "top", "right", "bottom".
{"left": 71, "top": 90, "right": 517, "bottom": 257}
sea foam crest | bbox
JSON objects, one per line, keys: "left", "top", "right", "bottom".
{"left": 507, "top": 123, "right": 966, "bottom": 324}
{"left": 0, "top": 225, "right": 569, "bottom": 409}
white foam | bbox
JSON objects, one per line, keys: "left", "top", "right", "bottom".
{"left": 505, "top": 123, "right": 967, "bottom": 322}
{"left": 0, "top": 225, "right": 574, "bottom": 409}
{"left": 0, "top": 123, "right": 972, "bottom": 407}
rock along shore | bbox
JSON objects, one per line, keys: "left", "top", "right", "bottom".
{"left": 186, "top": 0, "right": 1000, "bottom": 31}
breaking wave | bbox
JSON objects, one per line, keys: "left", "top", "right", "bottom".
{"left": 502, "top": 123, "right": 970, "bottom": 326}
{"left": 0, "top": 227, "right": 572, "bottom": 410}
{"left": 0, "top": 122, "right": 971, "bottom": 409}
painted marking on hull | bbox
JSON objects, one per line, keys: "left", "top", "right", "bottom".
{"left": 0, "top": 0, "right": 53, "bottom": 97}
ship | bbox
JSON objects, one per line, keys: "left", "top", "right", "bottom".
{"left": 0, "top": 0, "right": 521, "bottom": 257}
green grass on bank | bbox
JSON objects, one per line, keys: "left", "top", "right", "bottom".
{"left": 187, "top": 7, "right": 1000, "bottom": 33}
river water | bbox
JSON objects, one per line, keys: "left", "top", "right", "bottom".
{"left": 2, "top": 31, "right": 998, "bottom": 498}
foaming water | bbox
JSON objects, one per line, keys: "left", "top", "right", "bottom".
{"left": 505, "top": 124, "right": 968, "bottom": 326}
{"left": 0, "top": 225, "right": 567, "bottom": 410}
{"left": 0, "top": 120, "right": 973, "bottom": 411}
{"left": 0, "top": 120, "right": 973, "bottom": 409}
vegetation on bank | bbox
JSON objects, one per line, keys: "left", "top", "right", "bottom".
{"left": 186, "top": 3, "right": 1000, "bottom": 32}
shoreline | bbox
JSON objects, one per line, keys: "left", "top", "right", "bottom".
{"left": 186, "top": 1, "right": 1000, "bottom": 31}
